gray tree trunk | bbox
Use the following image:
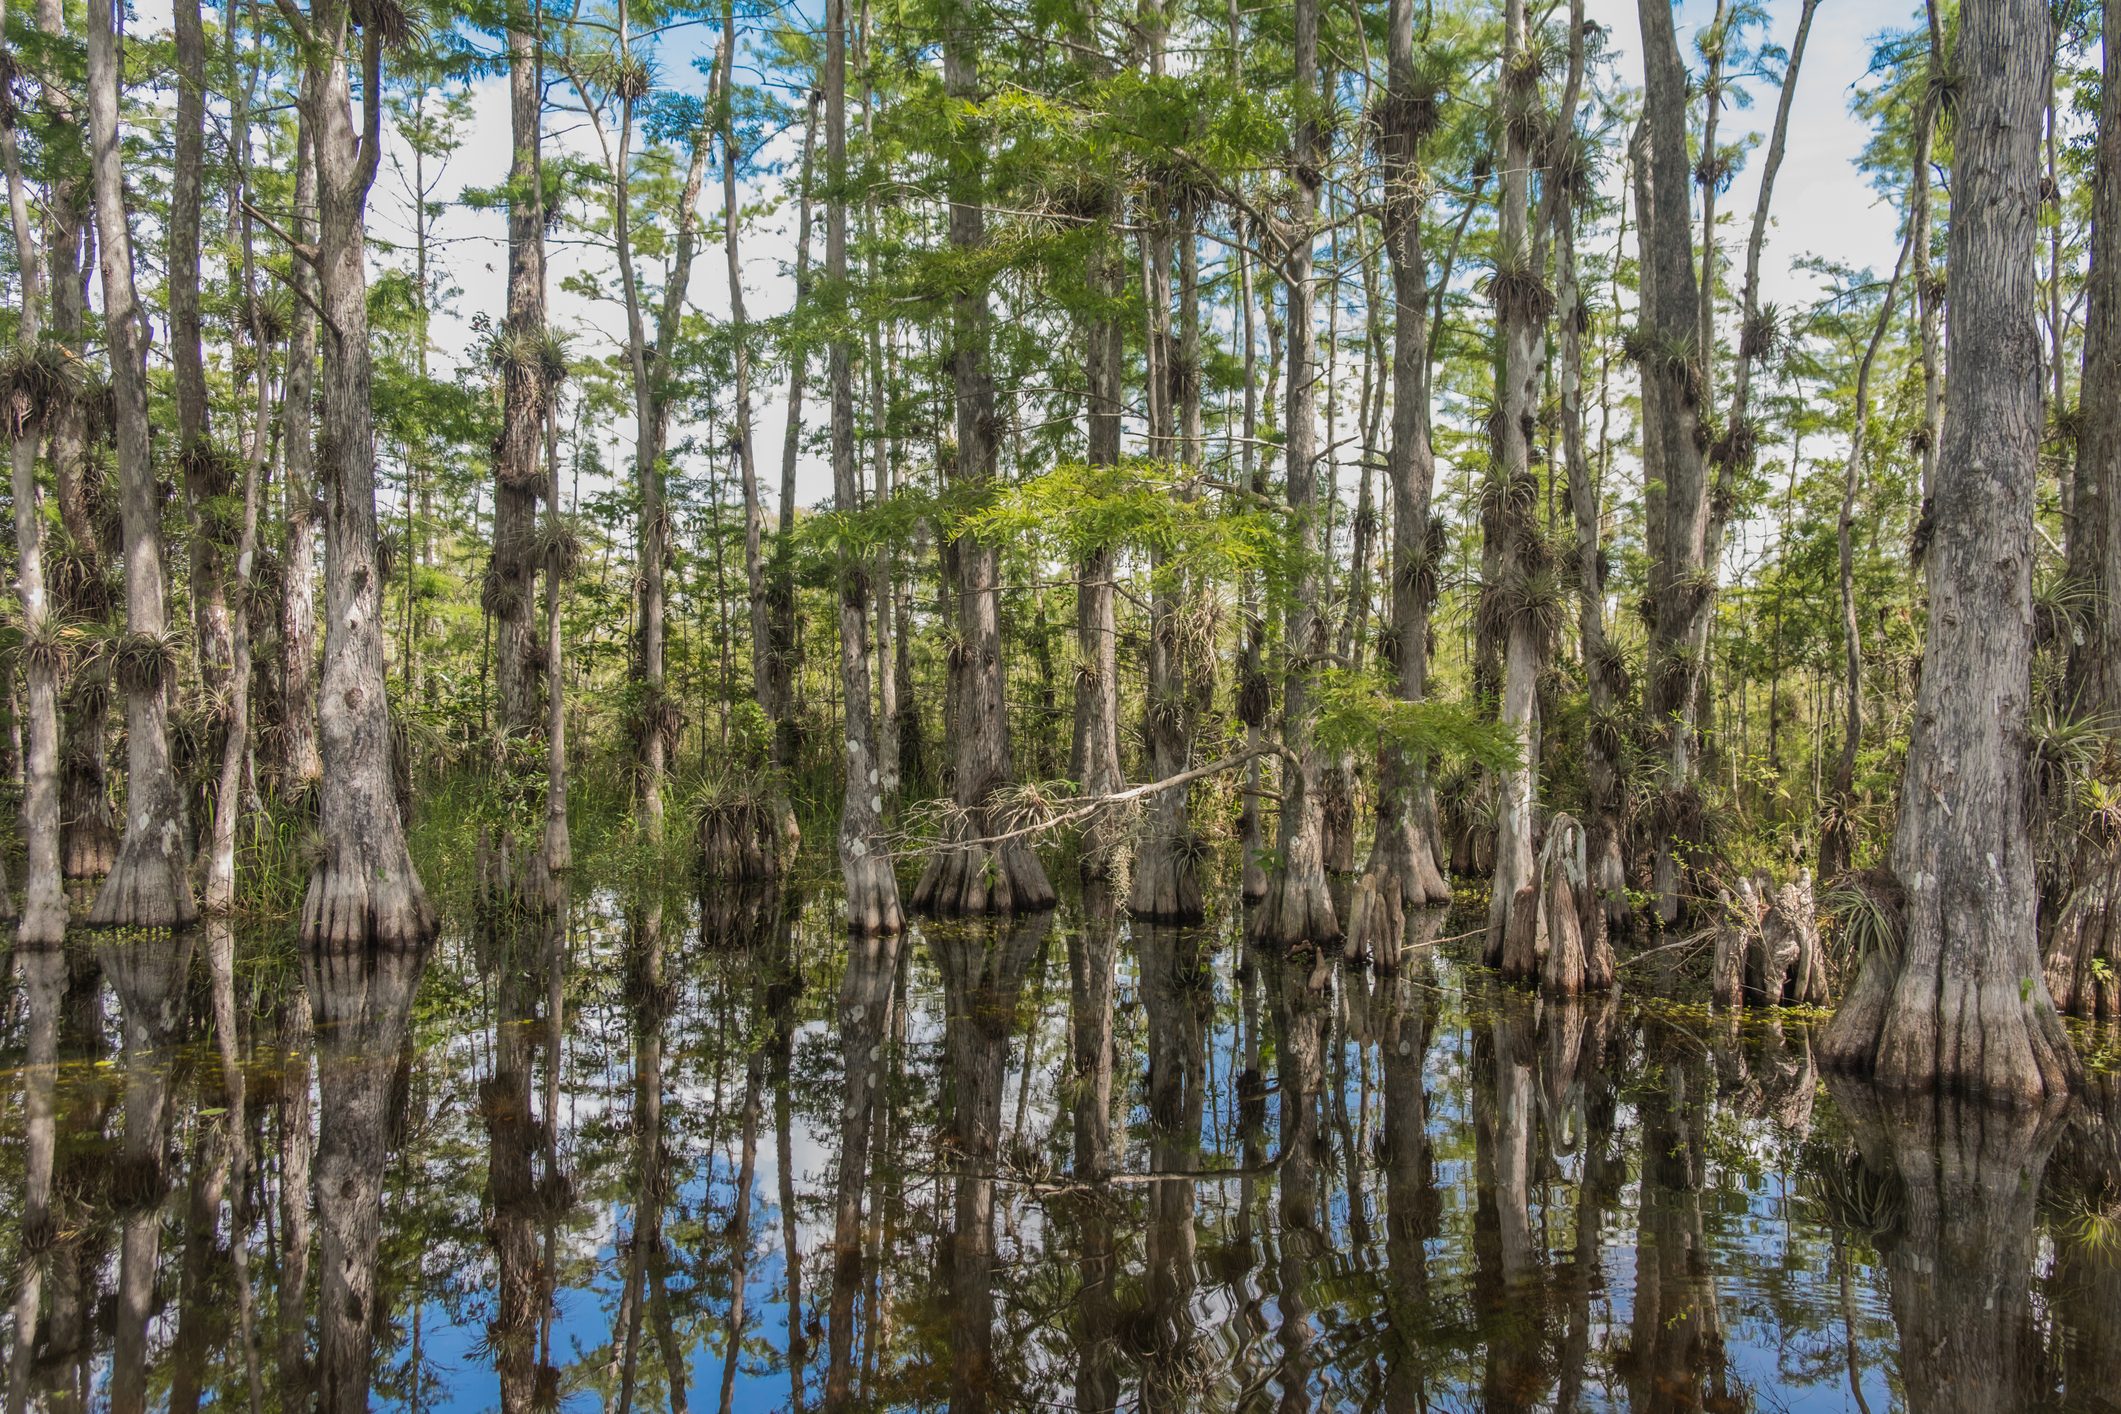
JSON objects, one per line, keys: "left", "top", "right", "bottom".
{"left": 1637, "top": 0, "right": 1714, "bottom": 926}
{"left": 173, "top": 0, "right": 233, "bottom": 715}
{"left": 827, "top": 0, "right": 901, "bottom": 934}
{"left": 491, "top": 9, "right": 548, "bottom": 745}
{"left": 86, "top": 0, "right": 197, "bottom": 930}
{"left": 2048, "top": 0, "right": 2121, "bottom": 1018}
{"left": 298, "top": 6, "right": 436, "bottom": 950}
{"left": 912, "top": 6, "right": 1054, "bottom": 915}
{"left": 1485, "top": 0, "right": 1547, "bottom": 970}
{"left": 1074, "top": 190, "right": 1125, "bottom": 883}
{"left": 1821, "top": 0, "right": 2078, "bottom": 1100}
{"left": 1250, "top": 0, "right": 1339, "bottom": 948}
{"left": 280, "top": 120, "right": 325, "bottom": 798}
{"left": 718, "top": 1, "right": 798, "bottom": 881}
{"left": 1133, "top": 189, "right": 1207, "bottom": 922}
{"left": 1352, "top": 0, "right": 1453, "bottom": 968}
{"left": 2, "top": 79, "right": 65, "bottom": 947}
{"left": 33, "top": 0, "right": 117, "bottom": 879}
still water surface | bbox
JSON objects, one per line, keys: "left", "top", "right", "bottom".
{"left": 3, "top": 884, "right": 2119, "bottom": 1412}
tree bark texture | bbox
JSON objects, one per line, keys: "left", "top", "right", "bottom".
{"left": 299, "top": 2, "right": 437, "bottom": 950}
{"left": 1821, "top": 0, "right": 2078, "bottom": 1100}
{"left": 87, "top": 0, "right": 198, "bottom": 930}
{"left": 1636, "top": 0, "right": 1714, "bottom": 926}
{"left": 829, "top": 0, "right": 902, "bottom": 934}
{"left": 912, "top": 9, "right": 1055, "bottom": 915}
{"left": 1250, "top": 0, "right": 1339, "bottom": 948}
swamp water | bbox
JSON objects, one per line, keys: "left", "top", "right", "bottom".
{"left": 3, "top": 884, "right": 2120, "bottom": 1412}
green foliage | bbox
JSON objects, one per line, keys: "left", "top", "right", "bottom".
{"left": 965, "top": 458, "right": 1274, "bottom": 574}
{"left": 1312, "top": 670, "right": 1521, "bottom": 774}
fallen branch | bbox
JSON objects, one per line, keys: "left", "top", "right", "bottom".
{"left": 893, "top": 743, "right": 1292, "bottom": 857}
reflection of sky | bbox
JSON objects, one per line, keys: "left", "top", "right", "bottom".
{"left": 348, "top": 898, "right": 1908, "bottom": 1414}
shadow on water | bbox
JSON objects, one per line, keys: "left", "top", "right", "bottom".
{"left": 6, "top": 882, "right": 2121, "bottom": 1410}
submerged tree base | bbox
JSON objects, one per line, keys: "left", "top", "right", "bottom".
{"left": 2045, "top": 849, "right": 2121, "bottom": 1020}
{"left": 1249, "top": 856, "right": 1341, "bottom": 948}
{"left": 696, "top": 790, "right": 800, "bottom": 885}
{"left": 913, "top": 833, "right": 1055, "bottom": 916}
{"left": 1822, "top": 885, "right": 2079, "bottom": 1103}
{"left": 1128, "top": 833, "right": 1205, "bottom": 923}
{"left": 302, "top": 845, "right": 438, "bottom": 951}
{"left": 62, "top": 815, "right": 118, "bottom": 881}
{"left": 88, "top": 842, "right": 200, "bottom": 932}
{"left": 841, "top": 837, "right": 905, "bottom": 936}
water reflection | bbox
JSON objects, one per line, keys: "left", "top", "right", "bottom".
{"left": 5, "top": 888, "right": 2121, "bottom": 1411}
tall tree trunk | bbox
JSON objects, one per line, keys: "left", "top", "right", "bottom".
{"left": 1561, "top": 138, "right": 1627, "bottom": 963}
{"left": 2047, "top": 0, "right": 2121, "bottom": 1019}
{"left": 1821, "top": 0, "right": 2078, "bottom": 1100}
{"left": 1250, "top": 0, "right": 1339, "bottom": 948}
{"left": 829, "top": 0, "right": 902, "bottom": 934}
{"left": 281, "top": 119, "right": 325, "bottom": 798}
{"left": 858, "top": 1, "right": 899, "bottom": 811}
{"left": 1132, "top": 61, "right": 1204, "bottom": 919}
{"left": 1074, "top": 189, "right": 1125, "bottom": 883}
{"left": 299, "top": 2, "right": 436, "bottom": 950}
{"left": 492, "top": 1, "right": 549, "bottom": 748}
{"left": 1701, "top": 0, "right": 1819, "bottom": 785}
{"left": 1237, "top": 229, "right": 1270, "bottom": 903}
{"left": 911, "top": 1, "right": 1055, "bottom": 915}
{"left": 770, "top": 93, "right": 819, "bottom": 783}
{"left": 2, "top": 41, "right": 65, "bottom": 948}
{"left": 1636, "top": 0, "right": 1714, "bottom": 926}
{"left": 33, "top": 0, "right": 116, "bottom": 879}
{"left": 173, "top": 0, "right": 233, "bottom": 715}
{"left": 1357, "top": 0, "right": 1453, "bottom": 962}
{"left": 1485, "top": 0, "right": 1549, "bottom": 971}
{"left": 720, "top": 0, "right": 798, "bottom": 879}
{"left": 86, "top": 0, "right": 197, "bottom": 930}
{"left": 1823, "top": 230, "right": 1912, "bottom": 882}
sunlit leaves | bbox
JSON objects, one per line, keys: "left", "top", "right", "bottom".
{"left": 1313, "top": 669, "right": 1522, "bottom": 773}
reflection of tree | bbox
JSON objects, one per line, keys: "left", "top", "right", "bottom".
{"left": 715, "top": 889, "right": 802, "bottom": 1414}
{"left": 7, "top": 945, "right": 65, "bottom": 1413}
{"left": 613, "top": 896, "right": 686, "bottom": 1414}
{"left": 935, "top": 910, "right": 1051, "bottom": 1414}
{"left": 770, "top": 895, "right": 808, "bottom": 1414}
{"left": 275, "top": 982, "right": 315, "bottom": 1401}
{"left": 35, "top": 953, "right": 113, "bottom": 1414}
{"left": 1470, "top": 982, "right": 1545, "bottom": 1411}
{"left": 2045, "top": 1069, "right": 2121, "bottom": 1406}
{"left": 102, "top": 929, "right": 196, "bottom": 1414}
{"left": 485, "top": 907, "right": 556, "bottom": 1413}
{"left": 305, "top": 935, "right": 425, "bottom": 1414}
{"left": 1137, "top": 914, "right": 1209, "bottom": 1410}
{"left": 1621, "top": 1031, "right": 1734, "bottom": 1414}
{"left": 1831, "top": 1080, "right": 2065, "bottom": 1414}
{"left": 1378, "top": 915, "right": 1441, "bottom": 1413}
{"left": 1069, "top": 882, "right": 1120, "bottom": 1414}
{"left": 1264, "top": 943, "right": 1328, "bottom": 1413}
{"left": 824, "top": 919, "right": 906, "bottom": 1409}
{"left": 1544, "top": 997, "right": 1618, "bottom": 1414}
